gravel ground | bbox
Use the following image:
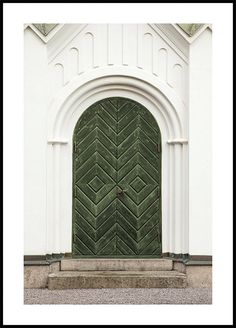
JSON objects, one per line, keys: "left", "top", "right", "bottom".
{"left": 24, "top": 288, "right": 212, "bottom": 304}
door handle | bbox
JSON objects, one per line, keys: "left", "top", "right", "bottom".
{"left": 117, "top": 188, "right": 127, "bottom": 197}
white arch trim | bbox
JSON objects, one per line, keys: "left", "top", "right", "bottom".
{"left": 46, "top": 66, "right": 189, "bottom": 256}
{"left": 48, "top": 66, "right": 186, "bottom": 140}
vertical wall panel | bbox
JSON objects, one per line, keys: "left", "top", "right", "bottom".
{"left": 108, "top": 24, "right": 123, "bottom": 65}
{"left": 54, "top": 63, "right": 64, "bottom": 88}
{"left": 90, "top": 24, "right": 107, "bottom": 68}
{"left": 122, "top": 24, "right": 137, "bottom": 66}
{"left": 69, "top": 47, "right": 79, "bottom": 80}
{"left": 142, "top": 33, "right": 153, "bottom": 72}
{"left": 137, "top": 24, "right": 142, "bottom": 68}
{"left": 172, "top": 64, "right": 183, "bottom": 99}
{"left": 152, "top": 37, "right": 159, "bottom": 76}
{"left": 82, "top": 32, "right": 94, "bottom": 72}
{"left": 158, "top": 48, "right": 168, "bottom": 82}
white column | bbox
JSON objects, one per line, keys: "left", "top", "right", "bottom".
{"left": 59, "top": 142, "right": 73, "bottom": 253}
{"left": 46, "top": 141, "right": 70, "bottom": 254}
{"left": 174, "top": 143, "right": 183, "bottom": 254}
{"left": 182, "top": 143, "right": 189, "bottom": 254}
{"left": 53, "top": 143, "right": 61, "bottom": 253}
{"left": 168, "top": 143, "right": 175, "bottom": 253}
{"left": 167, "top": 140, "right": 188, "bottom": 255}
{"left": 161, "top": 142, "right": 169, "bottom": 254}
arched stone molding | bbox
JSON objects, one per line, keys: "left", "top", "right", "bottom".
{"left": 46, "top": 66, "right": 189, "bottom": 256}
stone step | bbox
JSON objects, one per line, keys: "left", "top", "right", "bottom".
{"left": 48, "top": 270, "right": 186, "bottom": 289}
{"left": 60, "top": 259, "right": 173, "bottom": 271}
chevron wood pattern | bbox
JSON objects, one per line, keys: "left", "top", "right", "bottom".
{"left": 73, "top": 97, "right": 161, "bottom": 257}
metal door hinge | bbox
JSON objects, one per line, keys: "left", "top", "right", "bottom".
{"left": 73, "top": 141, "right": 77, "bottom": 153}
{"left": 157, "top": 143, "right": 161, "bottom": 153}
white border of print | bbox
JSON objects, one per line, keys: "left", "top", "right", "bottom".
{"left": 3, "top": 2, "right": 233, "bottom": 326}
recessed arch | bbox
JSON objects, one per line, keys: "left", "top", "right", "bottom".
{"left": 48, "top": 66, "right": 185, "bottom": 141}
{"left": 72, "top": 96, "right": 162, "bottom": 257}
{"left": 46, "top": 66, "right": 188, "bottom": 256}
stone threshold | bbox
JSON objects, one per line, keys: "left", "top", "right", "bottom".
{"left": 24, "top": 254, "right": 212, "bottom": 266}
{"left": 48, "top": 270, "right": 187, "bottom": 289}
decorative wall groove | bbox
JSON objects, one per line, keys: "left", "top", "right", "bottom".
{"left": 54, "top": 63, "right": 64, "bottom": 87}
{"left": 83, "top": 32, "right": 94, "bottom": 71}
{"left": 143, "top": 33, "right": 153, "bottom": 72}
{"left": 172, "top": 64, "right": 183, "bottom": 98}
{"left": 69, "top": 47, "right": 79, "bottom": 79}
{"left": 48, "top": 24, "right": 88, "bottom": 64}
{"left": 148, "top": 24, "right": 189, "bottom": 63}
{"left": 137, "top": 24, "right": 142, "bottom": 69}
{"left": 167, "top": 139, "right": 188, "bottom": 144}
{"left": 158, "top": 48, "right": 168, "bottom": 83}
{"left": 47, "top": 140, "right": 68, "bottom": 145}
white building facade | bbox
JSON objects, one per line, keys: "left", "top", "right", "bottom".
{"left": 24, "top": 24, "right": 212, "bottom": 285}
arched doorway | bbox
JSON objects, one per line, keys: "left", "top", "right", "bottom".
{"left": 72, "top": 97, "right": 162, "bottom": 257}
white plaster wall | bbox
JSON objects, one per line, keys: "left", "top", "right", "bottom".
{"left": 24, "top": 29, "right": 48, "bottom": 254}
{"left": 188, "top": 28, "right": 212, "bottom": 255}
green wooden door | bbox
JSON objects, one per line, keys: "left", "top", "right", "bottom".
{"left": 73, "top": 97, "right": 161, "bottom": 257}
